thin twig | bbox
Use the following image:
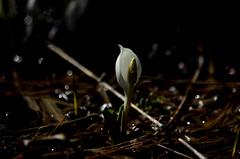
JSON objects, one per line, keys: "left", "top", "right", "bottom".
{"left": 48, "top": 44, "right": 100, "bottom": 82}
{"left": 88, "top": 135, "right": 156, "bottom": 157}
{"left": 156, "top": 144, "right": 194, "bottom": 159}
{"left": 40, "top": 97, "right": 65, "bottom": 122}
{"left": 48, "top": 117, "right": 65, "bottom": 136}
{"left": 166, "top": 56, "right": 204, "bottom": 126}
{"left": 97, "top": 83, "right": 111, "bottom": 104}
{"left": 178, "top": 138, "right": 207, "bottom": 159}
{"left": 47, "top": 43, "right": 163, "bottom": 128}
{"left": 16, "top": 113, "right": 99, "bottom": 134}
{"left": 142, "top": 77, "right": 240, "bottom": 86}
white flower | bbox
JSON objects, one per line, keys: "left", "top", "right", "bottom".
{"left": 115, "top": 45, "right": 142, "bottom": 134}
{"left": 115, "top": 45, "right": 142, "bottom": 94}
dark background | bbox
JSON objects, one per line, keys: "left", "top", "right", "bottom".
{"left": 0, "top": 1, "right": 239, "bottom": 80}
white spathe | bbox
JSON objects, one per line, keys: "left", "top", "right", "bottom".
{"left": 115, "top": 45, "right": 142, "bottom": 94}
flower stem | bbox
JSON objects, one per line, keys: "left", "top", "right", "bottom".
{"left": 121, "top": 85, "right": 134, "bottom": 135}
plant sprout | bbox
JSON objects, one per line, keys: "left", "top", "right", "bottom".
{"left": 115, "top": 45, "right": 142, "bottom": 134}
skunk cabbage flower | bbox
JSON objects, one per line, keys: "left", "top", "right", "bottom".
{"left": 115, "top": 45, "right": 142, "bottom": 94}
{"left": 115, "top": 45, "right": 142, "bottom": 134}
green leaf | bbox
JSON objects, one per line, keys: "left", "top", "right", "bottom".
{"left": 73, "top": 91, "right": 78, "bottom": 115}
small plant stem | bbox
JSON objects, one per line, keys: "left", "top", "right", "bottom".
{"left": 121, "top": 85, "right": 133, "bottom": 135}
{"left": 232, "top": 129, "right": 240, "bottom": 158}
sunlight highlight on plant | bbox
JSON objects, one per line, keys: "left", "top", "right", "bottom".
{"left": 115, "top": 45, "right": 142, "bottom": 134}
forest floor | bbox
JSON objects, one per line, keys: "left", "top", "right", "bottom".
{"left": 1, "top": 44, "right": 240, "bottom": 159}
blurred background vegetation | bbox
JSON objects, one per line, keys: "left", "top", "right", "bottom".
{"left": 0, "top": 1, "right": 240, "bottom": 80}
